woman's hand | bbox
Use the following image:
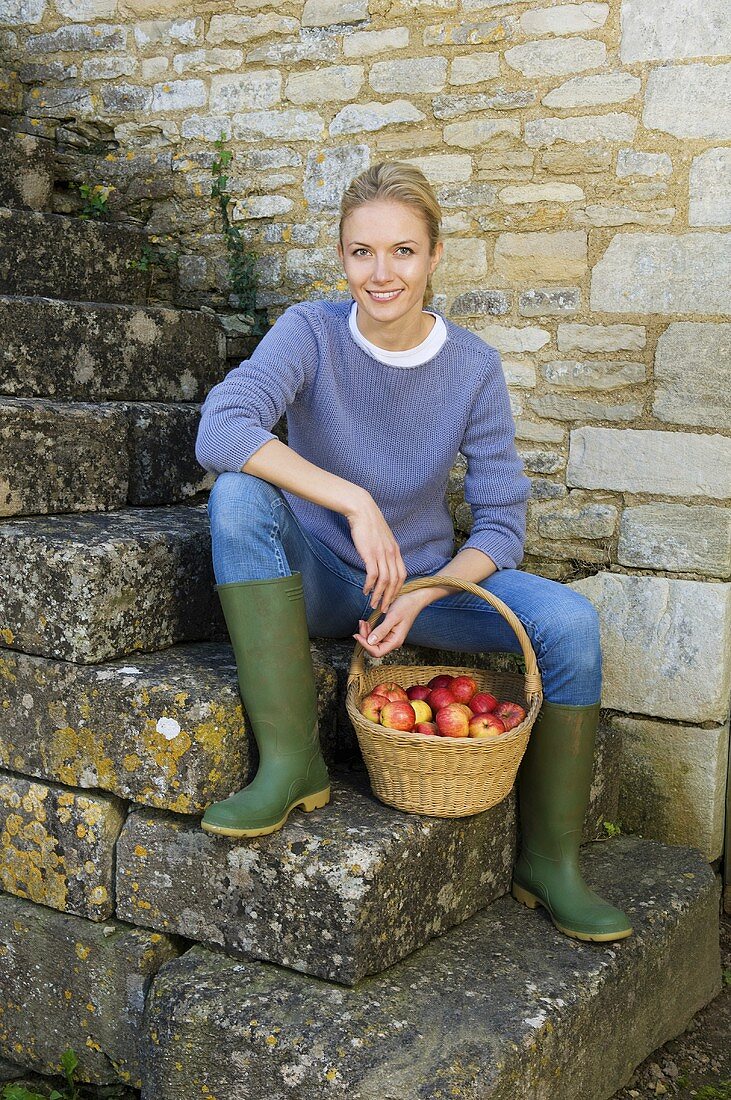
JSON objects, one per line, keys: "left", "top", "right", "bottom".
{"left": 345, "top": 494, "right": 407, "bottom": 614}
{"left": 352, "top": 591, "right": 426, "bottom": 658}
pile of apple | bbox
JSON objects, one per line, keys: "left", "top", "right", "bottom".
{"left": 359, "top": 673, "right": 526, "bottom": 739}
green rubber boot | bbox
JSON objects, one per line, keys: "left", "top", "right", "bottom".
{"left": 511, "top": 701, "right": 633, "bottom": 942}
{"left": 201, "top": 574, "right": 330, "bottom": 839}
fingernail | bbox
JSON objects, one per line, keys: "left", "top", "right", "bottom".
{"left": 368, "top": 634, "right": 377, "bottom": 645}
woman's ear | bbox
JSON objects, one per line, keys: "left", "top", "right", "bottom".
{"left": 429, "top": 240, "right": 444, "bottom": 274}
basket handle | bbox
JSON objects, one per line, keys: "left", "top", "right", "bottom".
{"left": 347, "top": 575, "right": 543, "bottom": 702}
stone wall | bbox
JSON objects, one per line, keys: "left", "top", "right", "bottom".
{"left": 0, "top": 0, "right": 729, "bottom": 859}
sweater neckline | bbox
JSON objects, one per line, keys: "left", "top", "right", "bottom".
{"left": 347, "top": 302, "right": 448, "bottom": 368}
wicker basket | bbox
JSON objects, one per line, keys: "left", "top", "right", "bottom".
{"left": 345, "top": 576, "right": 543, "bottom": 817}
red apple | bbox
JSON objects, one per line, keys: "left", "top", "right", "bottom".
{"left": 468, "top": 713, "right": 506, "bottom": 738}
{"left": 470, "top": 691, "right": 498, "bottom": 715}
{"left": 360, "top": 692, "right": 389, "bottom": 722}
{"left": 372, "top": 681, "right": 409, "bottom": 703}
{"left": 435, "top": 703, "right": 470, "bottom": 738}
{"left": 493, "top": 701, "right": 526, "bottom": 731}
{"left": 380, "top": 701, "right": 416, "bottom": 731}
{"left": 453, "top": 703, "right": 473, "bottom": 720}
{"left": 450, "top": 675, "right": 478, "bottom": 703}
{"left": 414, "top": 721, "right": 439, "bottom": 736}
{"left": 406, "top": 684, "right": 431, "bottom": 702}
{"left": 410, "top": 699, "right": 433, "bottom": 725}
{"left": 427, "top": 674, "right": 454, "bottom": 690}
{"left": 427, "top": 686, "right": 458, "bottom": 711}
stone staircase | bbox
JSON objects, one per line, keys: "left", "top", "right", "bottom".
{"left": 0, "top": 126, "right": 722, "bottom": 1099}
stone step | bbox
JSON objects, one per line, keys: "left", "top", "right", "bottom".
{"left": 141, "top": 837, "right": 721, "bottom": 1100}
{"left": 0, "top": 127, "right": 54, "bottom": 211}
{"left": 0, "top": 295, "right": 227, "bottom": 402}
{"left": 0, "top": 207, "right": 151, "bottom": 304}
{"left": 0, "top": 398, "right": 213, "bottom": 516}
{"left": 0, "top": 505, "right": 218, "bottom": 663}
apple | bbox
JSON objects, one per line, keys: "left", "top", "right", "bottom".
{"left": 470, "top": 691, "right": 498, "bottom": 715}
{"left": 380, "top": 701, "right": 416, "bottom": 731}
{"left": 453, "top": 703, "right": 473, "bottom": 720}
{"left": 372, "top": 681, "right": 409, "bottom": 703}
{"left": 406, "top": 684, "right": 431, "bottom": 702}
{"left": 493, "top": 701, "right": 526, "bottom": 731}
{"left": 360, "top": 691, "right": 389, "bottom": 723}
{"left": 435, "top": 703, "right": 470, "bottom": 738}
{"left": 427, "top": 674, "right": 454, "bottom": 691}
{"left": 450, "top": 675, "right": 478, "bottom": 703}
{"left": 410, "top": 699, "right": 433, "bottom": 725}
{"left": 414, "top": 721, "right": 439, "bottom": 736}
{"left": 468, "top": 714, "right": 506, "bottom": 738}
{"left": 427, "top": 686, "right": 457, "bottom": 711}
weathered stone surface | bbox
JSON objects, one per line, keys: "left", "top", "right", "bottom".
{"left": 285, "top": 247, "right": 345, "bottom": 291}
{"left": 0, "top": 506, "right": 217, "bottom": 664}
{"left": 519, "top": 448, "right": 564, "bottom": 474}
{"left": 493, "top": 230, "right": 587, "bottom": 282}
{"left": 209, "top": 71, "right": 280, "bottom": 112}
{"left": 370, "top": 56, "right": 447, "bottom": 93}
{"left": 423, "top": 17, "right": 514, "bottom": 45}
{"left": 543, "top": 72, "right": 641, "bottom": 108}
{"left": 478, "top": 324, "right": 549, "bottom": 353}
{"left": 499, "top": 182, "right": 584, "bottom": 204}
{"left": 404, "top": 153, "right": 471, "bottom": 184}
{"left": 173, "top": 48, "right": 243, "bottom": 74}
{"left": 568, "top": 427, "right": 731, "bottom": 498}
{"left": 125, "top": 402, "right": 213, "bottom": 506}
{"left": 505, "top": 37, "right": 606, "bottom": 76}
{"left": 450, "top": 289, "right": 511, "bottom": 317}
{"left": 117, "top": 773, "right": 516, "bottom": 985}
{"left": 0, "top": 209, "right": 149, "bottom": 304}
{"left": 653, "top": 322, "right": 730, "bottom": 430}
{"left": 689, "top": 147, "right": 731, "bottom": 227}
{"left": 519, "top": 287, "right": 580, "bottom": 316}
{"left": 0, "top": 296, "right": 226, "bottom": 401}
{"left": 590, "top": 232, "right": 731, "bottom": 315}
{"left": 330, "top": 100, "right": 424, "bottom": 136}
{"left": 0, "top": 643, "right": 337, "bottom": 812}
{"left": 245, "top": 38, "right": 340, "bottom": 64}
{"left": 530, "top": 395, "right": 642, "bottom": 422}
{"left": 24, "top": 22, "right": 126, "bottom": 52}
{"left": 232, "top": 108, "right": 325, "bottom": 142}
{"left": 302, "top": 145, "right": 370, "bottom": 210}
{"left": 578, "top": 203, "right": 675, "bottom": 227}
{"left": 515, "top": 418, "right": 565, "bottom": 444}
{"left": 613, "top": 715, "right": 729, "bottom": 861}
{"left": 344, "top": 27, "right": 410, "bottom": 58}
{"left": 436, "top": 181, "right": 496, "bottom": 207}
{"left": 558, "top": 322, "right": 645, "bottom": 352}
{"left": 286, "top": 64, "right": 364, "bottom": 104}
{"left": 433, "top": 88, "right": 534, "bottom": 119}
{"left": 449, "top": 50, "right": 500, "bottom": 84}
{"left": 525, "top": 112, "right": 638, "bottom": 146}
{"left": 142, "top": 838, "right": 720, "bottom": 1100}
{"left": 0, "top": 398, "right": 128, "bottom": 516}
{"left": 539, "top": 143, "right": 612, "bottom": 174}
{"left": 0, "top": 773, "right": 124, "bottom": 920}
{"left": 618, "top": 504, "right": 731, "bottom": 578}
{"left": 443, "top": 117, "right": 520, "bottom": 147}
{"left": 571, "top": 572, "right": 731, "bottom": 722}
{"left": 643, "top": 63, "right": 731, "bottom": 138}
{"left": 0, "top": 128, "right": 53, "bottom": 211}
{"left": 621, "top": 0, "right": 731, "bottom": 62}
{"left": 439, "top": 237, "right": 488, "bottom": 281}
{"left": 134, "top": 19, "right": 201, "bottom": 47}
{"left": 234, "top": 193, "right": 292, "bottom": 220}
{"left": 0, "top": 893, "right": 182, "bottom": 1087}
{"left": 302, "top": 0, "right": 368, "bottom": 25}
{"left": 206, "top": 13, "right": 299, "bottom": 45}
{"left": 616, "top": 148, "right": 672, "bottom": 179}
{"left": 502, "top": 361, "right": 536, "bottom": 388}
{"left": 0, "top": 0, "right": 44, "bottom": 23}
{"left": 538, "top": 502, "right": 617, "bottom": 539}
{"left": 542, "top": 359, "right": 645, "bottom": 390}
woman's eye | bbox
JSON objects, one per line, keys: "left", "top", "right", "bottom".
{"left": 352, "top": 248, "right": 370, "bottom": 257}
{"left": 395, "top": 246, "right": 413, "bottom": 256}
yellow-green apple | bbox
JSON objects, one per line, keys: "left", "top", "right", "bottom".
{"left": 406, "top": 684, "right": 431, "bottom": 702}
{"left": 415, "top": 721, "right": 439, "bottom": 736}
{"left": 468, "top": 714, "right": 506, "bottom": 738}
{"left": 436, "top": 703, "right": 470, "bottom": 738}
{"left": 372, "top": 681, "right": 409, "bottom": 703}
{"left": 411, "top": 699, "right": 433, "bottom": 724}
{"left": 427, "top": 674, "right": 454, "bottom": 690}
{"left": 360, "top": 692, "right": 389, "bottom": 723}
{"left": 380, "top": 701, "right": 416, "bottom": 731}
{"left": 493, "top": 701, "right": 526, "bottom": 731}
{"left": 450, "top": 675, "right": 477, "bottom": 703}
{"left": 470, "top": 691, "right": 498, "bottom": 715}
{"left": 427, "top": 686, "right": 457, "bottom": 711}
{"left": 453, "top": 703, "right": 473, "bottom": 720}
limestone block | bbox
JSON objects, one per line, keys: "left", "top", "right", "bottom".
{"left": 449, "top": 51, "right": 500, "bottom": 84}
{"left": 618, "top": 504, "right": 731, "bottom": 579}
{"left": 520, "top": 448, "right": 564, "bottom": 473}
{"left": 444, "top": 117, "right": 520, "bottom": 147}
{"left": 653, "top": 322, "right": 730, "bottom": 430}
{"left": 538, "top": 502, "right": 616, "bottom": 539}
{"left": 439, "top": 237, "right": 488, "bottom": 281}
{"left": 370, "top": 56, "right": 447, "bottom": 93}
{"left": 0, "top": 0, "right": 44, "bottom": 22}
{"left": 423, "top": 17, "right": 515, "bottom": 45}
{"left": 542, "top": 359, "right": 645, "bottom": 390}
{"left": 616, "top": 148, "right": 672, "bottom": 179}
{"left": 621, "top": 0, "right": 731, "bottom": 62}
{"left": 450, "top": 289, "right": 511, "bottom": 316}
{"left": 209, "top": 71, "right": 281, "bottom": 112}
{"left": 25, "top": 23, "right": 126, "bottom": 51}
{"left": 539, "top": 144, "right": 612, "bottom": 174}
{"left": 134, "top": 19, "right": 200, "bottom": 47}
{"left": 502, "top": 361, "right": 536, "bottom": 388}
{"left": 57, "top": 0, "right": 117, "bottom": 17}
{"left": 0, "top": 894, "right": 182, "bottom": 1087}
{"left": 285, "top": 247, "right": 344, "bottom": 288}
{"left": 286, "top": 65, "right": 363, "bottom": 104}
{"left": 101, "top": 83, "right": 152, "bottom": 114}
{"left": 530, "top": 394, "right": 641, "bottom": 423}
{"left": 149, "top": 79, "right": 206, "bottom": 112}
{"left": 689, "top": 148, "right": 731, "bottom": 227}
{"left": 493, "top": 230, "right": 587, "bottom": 282}
{"left": 543, "top": 72, "right": 641, "bottom": 108}
{"left": 303, "top": 145, "right": 370, "bottom": 210}
{"left": 82, "top": 57, "right": 137, "bottom": 80}
{"left": 403, "top": 153, "right": 471, "bottom": 183}
{"left": 568, "top": 427, "right": 731, "bottom": 499}
{"left": 302, "top": 0, "right": 367, "bottom": 25}
{"left": 558, "top": 322, "right": 645, "bottom": 352}
{"left": 234, "top": 194, "right": 291, "bottom": 219}
{"left": 433, "top": 88, "right": 534, "bottom": 118}
{"left": 232, "top": 109, "right": 325, "bottom": 142}
{"left": 0, "top": 129, "right": 53, "bottom": 212}
{"left": 330, "top": 100, "right": 425, "bottom": 136}
{"left": 246, "top": 38, "right": 339, "bottom": 64}
{"left": 613, "top": 715, "right": 729, "bottom": 861}
{"left": 343, "top": 27, "right": 409, "bottom": 57}
{"left": 515, "top": 419, "right": 565, "bottom": 443}
{"left": 0, "top": 775, "right": 125, "bottom": 920}
{"left": 590, "top": 233, "right": 731, "bottom": 316}
{"left": 578, "top": 203, "right": 675, "bottom": 227}
{"left": 571, "top": 572, "right": 731, "bottom": 722}
{"left": 478, "top": 324, "right": 549, "bottom": 353}
{"left": 207, "top": 13, "right": 299, "bottom": 45}
{"left": 499, "top": 182, "right": 584, "bottom": 204}
{"left": 505, "top": 37, "right": 606, "bottom": 77}
{"left": 436, "top": 181, "right": 496, "bottom": 207}
{"left": 525, "top": 112, "right": 637, "bottom": 147}
{"left": 521, "top": 2, "right": 609, "bottom": 34}
{"left": 125, "top": 402, "right": 214, "bottom": 506}
{"left": 519, "top": 287, "right": 580, "bottom": 316}
{"left": 643, "top": 63, "right": 731, "bottom": 139}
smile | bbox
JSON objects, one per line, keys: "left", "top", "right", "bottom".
{"left": 366, "top": 290, "right": 403, "bottom": 301}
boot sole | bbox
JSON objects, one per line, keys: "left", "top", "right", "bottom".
{"left": 200, "top": 787, "right": 331, "bottom": 839}
{"left": 511, "top": 881, "right": 633, "bottom": 943}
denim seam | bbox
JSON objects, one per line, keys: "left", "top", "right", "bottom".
{"left": 271, "top": 495, "right": 367, "bottom": 593}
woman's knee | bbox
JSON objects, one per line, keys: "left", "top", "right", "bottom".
{"left": 208, "top": 472, "right": 281, "bottom": 526}
{"left": 542, "top": 589, "right": 602, "bottom": 683}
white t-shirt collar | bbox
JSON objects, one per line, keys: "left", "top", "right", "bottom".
{"left": 348, "top": 301, "right": 447, "bottom": 368}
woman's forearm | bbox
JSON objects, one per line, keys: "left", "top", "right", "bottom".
{"left": 243, "top": 438, "right": 369, "bottom": 520}
{"left": 410, "top": 547, "right": 497, "bottom": 609}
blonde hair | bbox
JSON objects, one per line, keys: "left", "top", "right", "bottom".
{"left": 339, "top": 161, "right": 442, "bottom": 304}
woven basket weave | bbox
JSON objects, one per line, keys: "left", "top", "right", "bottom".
{"left": 345, "top": 576, "right": 543, "bottom": 817}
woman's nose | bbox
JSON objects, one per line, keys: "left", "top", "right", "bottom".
{"left": 372, "top": 254, "right": 393, "bottom": 283}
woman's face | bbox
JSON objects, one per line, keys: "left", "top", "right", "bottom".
{"left": 338, "top": 199, "right": 443, "bottom": 341}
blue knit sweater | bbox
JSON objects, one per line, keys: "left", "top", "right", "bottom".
{"left": 196, "top": 300, "right": 530, "bottom": 576}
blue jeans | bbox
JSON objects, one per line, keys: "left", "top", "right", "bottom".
{"left": 208, "top": 473, "right": 601, "bottom": 706}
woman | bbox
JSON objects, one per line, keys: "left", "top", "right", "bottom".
{"left": 195, "top": 161, "right": 632, "bottom": 944}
